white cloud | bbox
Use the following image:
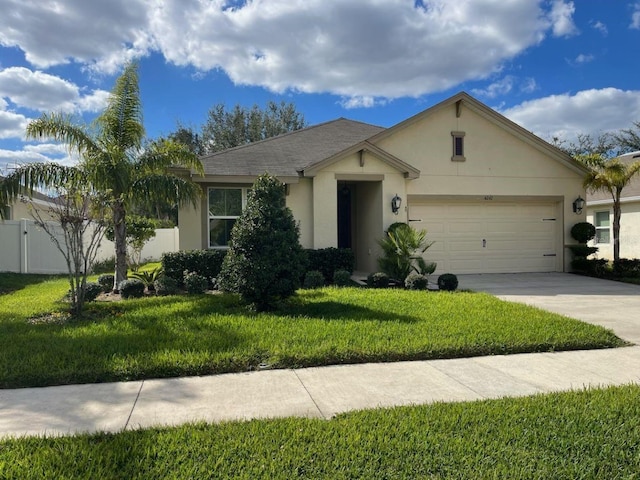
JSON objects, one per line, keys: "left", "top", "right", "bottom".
{"left": 0, "top": 0, "right": 570, "bottom": 102}
{"left": 0, "top": 67, "right": 109, "bottom": 113}
{"left": 501, "top": 88, "right": 640, "bottom": 143}
{"left": 472, "top": 76, "right": 515, "bottom": 99}
{"left": 548, "top": 0, "right": 579, "bottom": 37}
{"left": 591, "top": 20, "right": 608, "bottom": 36}
{"left": 521, "top": 78, "right": 538, "bottom": 94}
{"left": 0, "top": 110, "right": 29, "bottom": 139}
{"left": 339, "top": 96, "right": 386, "bottom": 109}
{"left": 631, "top": 3, "right": 640, "bottom": 29}
{"left": 0, "top": 144, "right": 78, "bottom": 167}
{"left": 569, "top": 53, "right": 595, "bottom": 66}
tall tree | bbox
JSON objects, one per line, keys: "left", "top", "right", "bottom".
{"left": 577, "top": 154, "right": 640, "bottom": 262}
{"left": 201, "top": 100, "right": 306, "bottom": 153}
{"left": 614, "top": 121, "right": 640, "bottom": 154}
{"left": 0, "top": 63, "right": 203, "bottom": 291}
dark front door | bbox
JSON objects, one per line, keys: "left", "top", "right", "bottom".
{"left": 337, "top": 183, "right": 352, "bottom": 249}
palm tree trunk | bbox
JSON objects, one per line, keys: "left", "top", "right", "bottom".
{"left": 613, "top": 192, "right": 622, "bottom": 263}
{"left": 113, "top": 201, "right": 128, "bottom": 292}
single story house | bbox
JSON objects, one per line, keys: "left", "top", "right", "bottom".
{"left": 178, "top": 92, "right": 589, "bottom": 274}
{"left": 586, "top": 150, "right": 640, "bottom": 260}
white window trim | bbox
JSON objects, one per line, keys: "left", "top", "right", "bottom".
{"left": 594, "top": 210, "right": 611, "bottom": 245}
{"left": 208, "top": 187, "right": 249, "bottom": 249}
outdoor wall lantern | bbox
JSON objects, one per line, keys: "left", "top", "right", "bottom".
{"left": 391, "top": 194, "right": 402, "bottom": 215}
{"left": 572, "top": 196, "right": 585, "bottom": 214}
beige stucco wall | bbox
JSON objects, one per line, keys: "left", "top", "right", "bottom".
{"left": 373, "top": 102, "right": 586, "bottom": 272}
{"left": 287, "top": 178, "right": 313, "bottom": 249}
{"left": 587, "top": 201, "right": 640, "bottom": 260}
{"left": 178, "top": 187, "right": 204, "bottom": 251}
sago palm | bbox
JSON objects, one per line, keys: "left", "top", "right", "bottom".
{"left": 0, "top": 63, "right": 203, "bottom": 290}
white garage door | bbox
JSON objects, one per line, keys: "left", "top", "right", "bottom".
{"left": 408, "top": 201, "right": 559, "bottom": 274}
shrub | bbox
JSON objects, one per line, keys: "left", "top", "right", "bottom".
{"left": 130, "top": 267, "right": 163, "bottom": 292}
{"left": 437, "top": 273, "right": 459, "bottom": 292}
{"left": 218, "top": 174, "right": 306, "bottom": 310}
{"left": 92, "top": 257, "right": 116, "bottom": 274}
{"left": 570, "top": 222, "right": 596, "bottom": 243}
{"left": 303, "top": 270, "right": 325, "bottom": 289}
{"left": 404, "top": 271, "right": 428, "bottom": 290}
{"left": 567, "top": 245, "right": 599, "bottom": 258}
{"left": 83, "top": 282, "right": 103, "bottom": 302}
{"left": 154, "top": 275, "right": 180, "bottom": 296}
{"left": 571, "top": 258, "right": 608, "bottom": 275}
{"left": 367, "top": 272, "right": 390, "bottom": 288}
{"left": 333, "top": 269, "right": 352, "bottom": 287}
{"left": 305, "top": 248, "right": 355, "bottom": 281}
{"left": 184, "top": 271, "right": 208, "bottom": 294}
{"left": 97, "top": 274, "right": 115, "bottom": 293}
{"left": 612, "top": 258, "right": 640, "bottom": 277}
{"left": 118, "top": 279, "right": 145, "bottom": 299}
{"left": 162, "top": 250, "right": 226, "bottom": 288}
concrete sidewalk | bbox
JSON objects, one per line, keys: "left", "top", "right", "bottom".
{"left": 2, "top": 346, "right": 640, "bottom": 439}
{"left": 1, "top": 273, "right": 639, "bottom": 440}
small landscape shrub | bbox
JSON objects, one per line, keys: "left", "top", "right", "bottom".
{"left": 130, "top": 267, "right": 163, "bottom": 291}
{"left": 567, "top": 245, "right": 599, "bottom": 258}
{"left": 97, "top": 274, "right": 115, "bottom": 292}
{"left": 305, "top": 248, "right": 355, "bottom": 281}
{"left": 303, "top": 270, "right": 325, "bottom": 289}
{"left": 333, "top": 269, "right": 352, "bottom": 287}
{"left": 612, "top": 258, "right": 640, "bottom": 277}
{"left": 154, "top": 275, "right": 179, "bottom": 296}
{"left": 367, "top": 272, "right": 390, "bottom": 288}
{"left": 437, "top": 273, "right": 459, "bottom": 292}
{"left": 162, "top": 250, "right": 226, "bottom": 288}
{"left": 571, "top": 258, "right": 608, "bottom": 276}
{"left": 118, "top": 279, "right": 145, "bottom": 299}
{"left": 570, "top": 222, "right": 596, "bottom": 243}
{"left": 404, "top": 271, "right": 428, "bottom": 290}
{"left": 92, "top": 257, "right": 116, "bottom": 274}
{"left": 184, "top": 271, "right": 208, "bottom": 294}
{"left": 83, "top": 282, "right": 103, "bottom": 302}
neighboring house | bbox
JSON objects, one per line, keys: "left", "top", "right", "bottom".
{"left": 586, "top": 150, "right": 640, "bottom": 260}
{"left": 178, "top": 92, "right": 589, "bottom": 274}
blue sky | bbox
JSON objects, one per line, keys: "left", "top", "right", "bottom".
{"left": 0, "top": 0, "right": 639, "bottom": 168}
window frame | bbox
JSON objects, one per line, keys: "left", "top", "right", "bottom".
{"left": 594, "top": 210, "right": 611, "bottom": 245}
{"left": 207, "top": 186, "right": 249, "bottom": 249}
{"left": 451, "top": 131, "right": 466, "bottom": 162}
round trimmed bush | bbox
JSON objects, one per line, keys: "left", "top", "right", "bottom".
{"left": 97, "top": 274, "right": 115, "bottom": 292}
{"left": 404, "top": 271, "right": 428, "bottom": 290}
{"left": 437, "top": 273, "right": 459, "bottom": 292}
{"left": 571, "top": 222, "right": 596, "bottom": 243}
{"left": 303, "top": 270, "right": 325, "bottom": 289}
{"left": 154, "top": 275, "right": 179, "bottom": 296}
{"left": 184, "top": 271, "right": 208, "bottom": 294}
{"left": 118, "top": 279, "right": 145, "bottom": 299}
{"left": 333, "top": 269, "right": 352, "bottom": 287}
{"left": 367, "top": 272, "right": 390, "bottom": 288}
{"left": 83, "top": 282, "right": 103, "bottom": 302}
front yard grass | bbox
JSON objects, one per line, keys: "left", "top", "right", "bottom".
{"left": 0, "top": 275, "right": 625, "bottom": 389}
{"left": 1, "top": 384, "right": 638, "bottom": 478}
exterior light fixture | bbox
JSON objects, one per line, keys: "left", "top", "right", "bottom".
{"left": 391, "top": 194, "right": 402, "bottom": 215}
{"left": 572, "top": 196, "right": 585, "bottom": 214}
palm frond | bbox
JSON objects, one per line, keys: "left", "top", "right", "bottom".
{"left": 130, "top": 174, "right": 202, "bottom": 209}
{"left": 25, "top": 113, "right": 101, "bottom": 158}
{"left": 96, "top": 62, "right": 144, "bottom": 152}
{"left": 136, "top": 139, "right": 204, "bottom": 175}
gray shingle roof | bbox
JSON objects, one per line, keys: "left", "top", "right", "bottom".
{"left": 587, "top": 151, "right": 640, "bottom": 202}
{"left": 199, "top": 118, "right": 385, "bottom": 177}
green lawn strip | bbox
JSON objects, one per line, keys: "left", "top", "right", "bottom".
{"left": 1, "top": 384, "right": 638, "bottom": 479}
{"left": 0, "top": 283, "right": 624, "bottom": 388}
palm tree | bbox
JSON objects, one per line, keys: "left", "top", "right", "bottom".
{"left": 0, "top": 63, "right": 203, "bottom": 291}
{"left": 578, "top": 153, "right": 640, "bottom": 262}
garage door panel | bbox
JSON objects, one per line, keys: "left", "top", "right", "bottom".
{"left": 409, "top": 201, "right": 559, "bottom": 274}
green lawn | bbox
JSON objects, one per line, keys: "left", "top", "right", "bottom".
{"left": 0, "top": 274, "right": 624, "bottom": 389}
{"left": 1, "top": 384, "right": 638, "bottom": 479}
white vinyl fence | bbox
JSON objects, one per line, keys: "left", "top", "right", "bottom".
{"left": 0, "top": 219, "right": 179, "bottom": 274}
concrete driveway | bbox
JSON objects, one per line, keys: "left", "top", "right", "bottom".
{"left": 458, "top": 273, "right": 640, "bottom": 344}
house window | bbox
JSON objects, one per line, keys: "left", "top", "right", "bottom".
{"left": 451, "top": 131, "right": 466, "bottom": 161}
{"left": 594, "top": 211, "right": 610, "bottom": 244}
{"left": 208, "top": 187, "right": 247, "bottom": 247}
